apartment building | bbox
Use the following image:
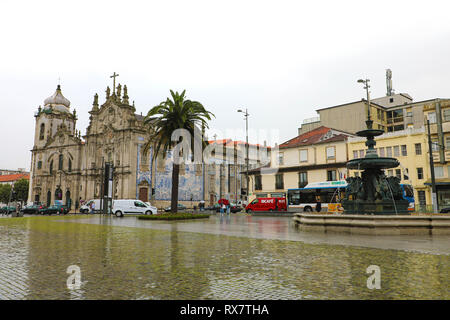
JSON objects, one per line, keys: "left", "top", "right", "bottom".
{"left": 248, "top": 126, "right": 354, "bottom": 201}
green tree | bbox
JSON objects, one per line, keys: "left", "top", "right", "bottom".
{"left": 143, "top": 90, "right": 214, "bottom": 213}
{"left": 14, "top": 178, "right": 29, "bottom": 204}
{"left": 0, "top": 184, "right": 12, "bottom": 204}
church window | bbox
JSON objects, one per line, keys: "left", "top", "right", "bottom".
{"left": 58, "top": 154, "right": 63, "bottom": 170}
{"left": 37, "top": 161, "right": 42, "bottom": 170}
{"left": 68, "top": 159, "right": 72, "bottom": 172}
{"left": 49, "top": 160, "right": 53, "bottom": 174}
{"left": 39, "top": 123, "right": 45, "bottom": 140}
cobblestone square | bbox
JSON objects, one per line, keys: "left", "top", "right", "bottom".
{"left": 0, "top": 214, "right": 448, "bottom": 299}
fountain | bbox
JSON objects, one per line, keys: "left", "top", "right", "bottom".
{"left": 342, "top": 78, "right": 409, "bottom": 215}
{"left": 342, "top": 117, "right": 410, "bottom": 214}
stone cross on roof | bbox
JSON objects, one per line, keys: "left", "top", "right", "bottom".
{"left": 110, "top": 72, "right": 119, "bottom": 95}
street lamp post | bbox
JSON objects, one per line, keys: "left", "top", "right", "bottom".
{"left": 357, "top": 78, "right": 372, "bottom": 127}
{"left": 237, "top": 108, "right": 249, "bottom": 203}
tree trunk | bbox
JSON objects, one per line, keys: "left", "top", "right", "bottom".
{"left": 171, "top": 162, "right": 180, "bottom": 213}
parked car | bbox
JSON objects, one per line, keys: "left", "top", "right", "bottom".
{"left": 440, "top": 207, "right": 450, "bottom": 213}
{"left": 205, "top": 204, "right": 220, "bottom": 211}
{"left": 164, "top": 203, "right": 187, "bottom": 212}
{"left": 39, "top": 204, "right": 69, "bottom": 215}
{"left": 0, "top": 206, "right": 16, "bottom": 215}
{"left": 230, "top": 205, "right": 242, "bottom": 213}
{"left": 211, "top": 203, "right": 242, "bottom": 213}
{"left": 20, "top": 204, "right": 45, "bottom": 214}
{"left": 113, "top": 199, "right": 156, "bottom": 217}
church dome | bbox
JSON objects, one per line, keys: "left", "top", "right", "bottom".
{"left": 43, "top": 85, "right": 71, "bottom": 113}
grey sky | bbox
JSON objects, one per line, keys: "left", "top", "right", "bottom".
{"left": 1, "top": 0, "right": 450, "bottom": 170}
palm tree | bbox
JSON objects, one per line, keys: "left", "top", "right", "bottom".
{"left": 143, "top": 90, "right": 214, "bottom": 213}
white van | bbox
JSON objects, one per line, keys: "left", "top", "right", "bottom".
{"left": 80, "top": 199, "right": 101, "bottom": 213}
{"left": 112, "top": 199, "right": 157, "bottom": 217}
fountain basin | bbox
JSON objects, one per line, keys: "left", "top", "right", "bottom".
{"left": 293, "top": 213, "right": 450, "bottom": 235}
{"left": 356, "top": 129, "right": 384, "bottom": 137}
{"left": 346, "top": 157, "right": 400, "bottom": 170}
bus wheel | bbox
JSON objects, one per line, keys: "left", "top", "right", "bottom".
{"left": 304, "top": 206, "right": 312, "bottom": 212}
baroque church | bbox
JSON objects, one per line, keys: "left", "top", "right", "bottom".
{"left": 27, "top": 78, "right": 249, "bottom": 209}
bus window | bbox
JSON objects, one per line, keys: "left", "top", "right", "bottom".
{"left": 302, "top": 192, "right": 316, "bottom": 203}
{"left": 288, "top": 190, "right": 301, "bottom": 205}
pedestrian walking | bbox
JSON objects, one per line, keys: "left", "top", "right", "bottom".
{"left": 227, "top": 204, "right": 231, "bottom": 214}
{"left": 90, "top": 201, "right": 95, "bottom": 214}
{"left": 315, "top": 196, "right": 322, "bottom": 213}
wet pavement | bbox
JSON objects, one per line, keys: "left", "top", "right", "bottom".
{"left": 0, "top": 214, "right": 448, "bottom": 299}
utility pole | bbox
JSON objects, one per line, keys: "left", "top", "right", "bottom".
{"left": 427, "top": 119, "right": 438, "bottom": 212}
{"left": 237, "top": 108, "right": 249, "bottom": 202}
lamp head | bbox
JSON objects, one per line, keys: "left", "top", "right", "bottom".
{"left": 237, "top": 109, "right": 243, "bottom": 113}
{"left": 357, "top": 79, "right": 365, "bottom": 83}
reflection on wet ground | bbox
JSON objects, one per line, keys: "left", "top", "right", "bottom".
{"left": 0, "top": 214, "right": 448, "bottom": 299}
{"left": 74, "top": 213, "right": 450, "bottom": 255}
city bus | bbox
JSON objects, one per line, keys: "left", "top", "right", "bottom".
{"left": 287, "top": 181, "right": 415, "bottom": 212}
{"left": 287, "top": 181, "right": 347, "bottom": 212}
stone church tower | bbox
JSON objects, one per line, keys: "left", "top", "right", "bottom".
{"left": 28, "top": 85, "right": 83, "bottom": 206}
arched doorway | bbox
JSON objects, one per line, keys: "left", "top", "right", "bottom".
{"left": 55, "top": 187, "right": 63, "bottom": 201}
{"left": 47, "top": 190, "right": 51, "bottom": 207}
{"left": 34, "top": 194, "right": 40, "bottom": 204}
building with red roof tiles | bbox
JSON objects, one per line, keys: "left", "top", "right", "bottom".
{"left": 246, "top": 126, "right": 355, "bottom": 209}
{"left": 0, "top": 173, "right": 30, "bottom": 186}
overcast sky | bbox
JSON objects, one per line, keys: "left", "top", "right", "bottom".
{"left": 1, "top": 0, "right": 450, "bottom": 171}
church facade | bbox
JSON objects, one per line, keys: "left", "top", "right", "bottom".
{"left": 27, "top": 80, "right": 252, "bottom": 209}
